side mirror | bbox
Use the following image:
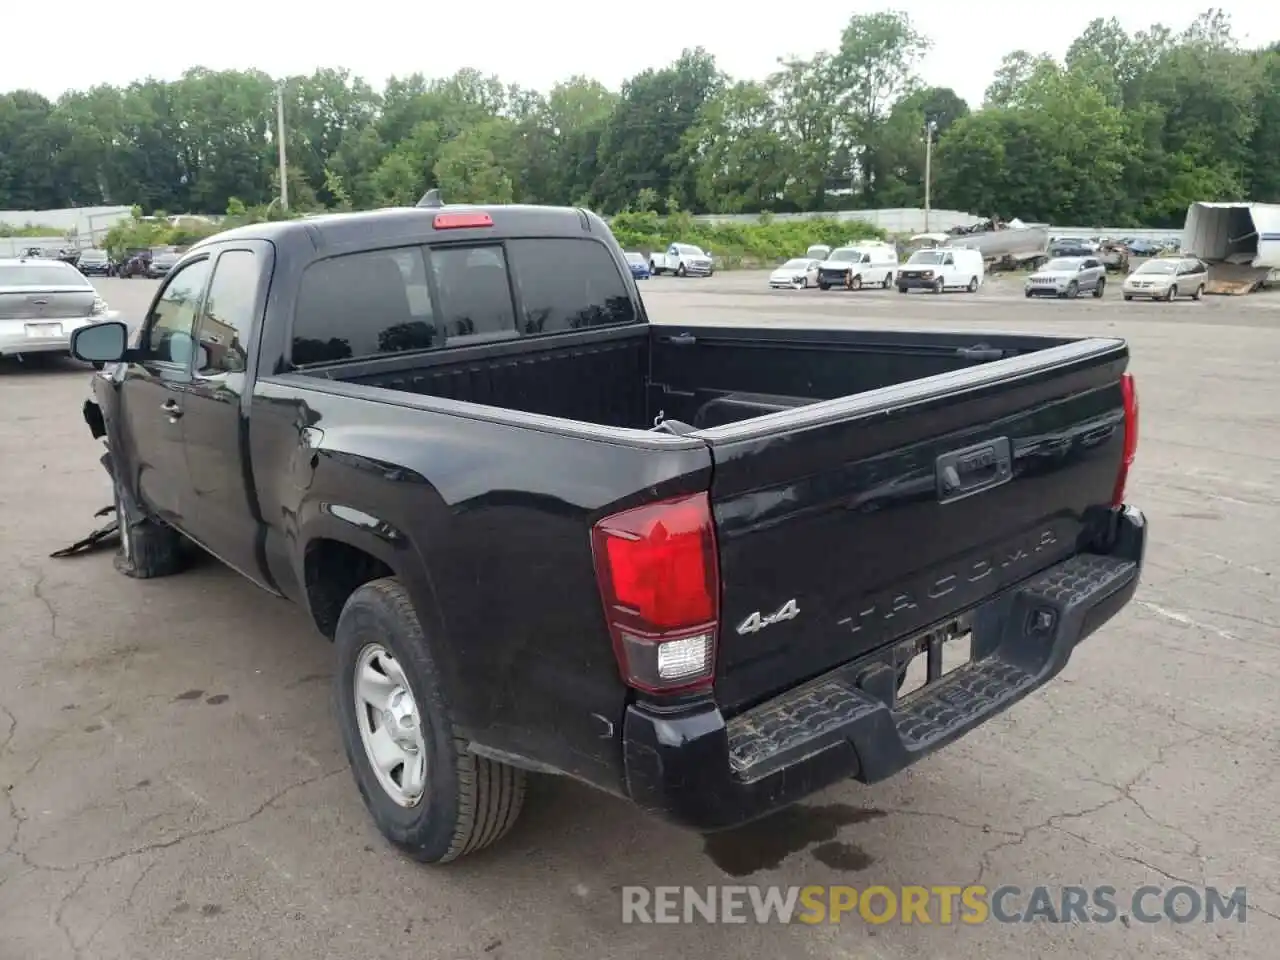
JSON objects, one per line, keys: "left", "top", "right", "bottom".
{"left": 70, "top": 321, "right": 129, "bottom": 363}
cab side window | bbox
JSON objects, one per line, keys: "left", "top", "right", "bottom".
{"left": 146, "top": 258, "right": 211, "bottom": 368}
{"left": 195, "top": 250, "right": 258, "bottom": 375}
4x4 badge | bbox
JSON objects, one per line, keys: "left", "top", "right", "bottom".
{"left": 736, "top": 599, "right": 800, "bottom": 635}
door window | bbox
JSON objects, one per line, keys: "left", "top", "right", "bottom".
{"left": 196, "top": 250, "right": 258, "bottom": 375}
{"left": 146, "top": 258, "right": 211, "bottom": 367}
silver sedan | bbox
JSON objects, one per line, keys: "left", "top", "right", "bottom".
{"left": 0, "top": 258, "right": 118, "bottom": 360}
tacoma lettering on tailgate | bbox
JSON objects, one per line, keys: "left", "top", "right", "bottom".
{"left": 836, "top": 526, "right": 1065, "bottom": 637}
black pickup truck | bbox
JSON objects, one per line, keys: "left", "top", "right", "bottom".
{"left": 70, "top": 198, "right": 1146, "bottom": 864}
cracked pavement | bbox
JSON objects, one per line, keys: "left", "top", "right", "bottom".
{"left": 1, "top": 275, "right": 1277, "bottom": 959}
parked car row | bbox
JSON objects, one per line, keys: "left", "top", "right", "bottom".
{"left": 768, "top": 245, "right": 988, "bottom": 295}
{"left": 1025, "top": 255, "right": 1209, "bottom": 302}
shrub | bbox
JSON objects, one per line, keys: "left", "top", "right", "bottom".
{"left": 607, "top": 213, "right": 885, "bottom": 267}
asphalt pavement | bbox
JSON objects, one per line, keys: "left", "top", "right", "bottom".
{"left": 1, "top": 273, "right": 1277, "bottom": 959}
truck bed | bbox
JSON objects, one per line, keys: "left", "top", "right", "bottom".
{"left": 291, "top": 323, "right": 1130, "bottom": 714}
{"left": 296, "top": 323, "right": 1080, "bottom": 432}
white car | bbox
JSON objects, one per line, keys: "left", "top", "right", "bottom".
{"left": 1122, "top": 257, "right": 1208, "bottom": 301}
{"left": 0, "top": 258, "right": 117, "bottom": 361}
{"left": 649, "top": 243, "right": 714, "bottom": 277}
{"left": 769, "top": 258, "right": 821, "bottom": 289}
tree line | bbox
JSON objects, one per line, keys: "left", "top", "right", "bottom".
{"left": 1, "top": 8, "right": 1276, "bottom": 229}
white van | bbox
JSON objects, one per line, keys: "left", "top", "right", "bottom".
{"left": 896, "top": 247, "right": 985, "bottom": 293}
{"left": 816, "top": 243, "right": 900, "bottom": 290}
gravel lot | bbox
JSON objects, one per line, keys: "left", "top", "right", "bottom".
{"left": 2, "top": 273, "right": 1278, "bottom": 959}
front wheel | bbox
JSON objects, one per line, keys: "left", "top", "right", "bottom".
{"left": 848, "top": 273, "right": 862, "bottom": 291}
{"left": 819, "top": 281, "right": 830, "bottom": 290}
{"left": 1064, "top": 281, "right": 1079, "bottom": 299}
{"left": 676, "top": 264, "right": 687, "bottom": 278}
{"left": 1165, "top": 284, "right": 1177, "bottom": 302}
{"left": 112, "top": 472, "right": 186, "bottom": 579}
{"left": 1093, "top": 278, "right": 1106, "bottom": 298}
{"left": 882, "top": 272, "right": 892, "bottom": 289}
{"left": 336, "top": 578, "right": 527, "bottom": 864}
{"left": 898, "top": 285, "right": 908, "bottom": 294}
{"left": 932, "top": 278, "right": 944, "bottom": 295}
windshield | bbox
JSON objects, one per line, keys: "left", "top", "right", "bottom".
{"left": 908, "top": 251, "right": 944, "bottom": 265}
{"left": 624, "top": 253, "right": 644, "bottom": 265}
{"left": 674, "top": 244, "right": 705, "bottom": 256}
{"left": 1136, "top": 260, "right": 1177, "bottom": 275}
{"left": 1044, "top": 258, "right": 1082, "bottom": 272}
{"left": 806, "top": 246, "right": 829, "bottom": 257}
{"left": 780, "top": 259, "right": 811, "bottom": 269}
{"left": 0, "top": 263, "right": 90, "bottom": 287}
{"left": 828, "top": 249, "right": 858, "bottom": 262}
{"left": 81, "top": 249, "right": 108, "bottom": 259}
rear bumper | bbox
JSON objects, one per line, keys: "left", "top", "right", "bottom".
{"left": 623, "top": 505, "right": 1147, "bottom": 831}
{"left": 0, "top": 316, "right": 104, "bottom": 356}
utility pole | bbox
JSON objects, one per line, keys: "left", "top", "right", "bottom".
{"left": 275, "top": 80, "right": 289, "bottom": 212}
{"left": 923, "top": 119, "right": 937, "bottom": 232}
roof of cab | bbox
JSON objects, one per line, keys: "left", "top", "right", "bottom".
{"left": 192, "top": 203, "right": 606, "bottom": 256}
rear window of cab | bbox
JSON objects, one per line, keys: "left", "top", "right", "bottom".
{"left": 290, "top": 238, "right": 637, "bottom": 367}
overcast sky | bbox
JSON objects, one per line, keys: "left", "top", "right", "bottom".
{"left": 5, "top": 1, "right": 1278, "bottom": 106}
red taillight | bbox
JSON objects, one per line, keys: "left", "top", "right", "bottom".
{"left": 591, "top": 493, "right": 719, "bottom": 694}
{"left": 1112, "top": 373, "right": 1139, "bottom": 507}
{"left": 433, "top": 212, "right": 493, "bottom": 230}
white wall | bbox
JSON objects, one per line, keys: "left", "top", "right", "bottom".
{"left": 0, "top": 206, "right": 134, "bottom": 244}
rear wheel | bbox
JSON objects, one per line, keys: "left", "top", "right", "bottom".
{"left": 966, "top": 276, "right": 979, "bottom": 293}
{"left": 1123, "top": 294, "right": 1133, "bottom": 301}
{"left": 1093, "top": 278, "right": 1106, "bottom": 298}
{"left": 898, "top": 285, "right": 908, "bottom": 294}
{"left": 1192, "top": 284, "right": 1204, "bottom": 301}
{"left": 336, "top": 578, "right": 526, "bottom": 864}
{"left": 819, "top": 281, "right": 830, "bottom": 290}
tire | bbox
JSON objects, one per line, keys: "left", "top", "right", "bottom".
{"left": 1064, "top": 281, "right": 1079, "bottom": 299}
{"left": 336, "top": 577, "right": 526, "bottom": 864}
{"left": 932, "top": 278, "right": 944, "bottom": 295}
{"left": 1093, "top": 278, "right": 1106, "bottom": 298}
{"left": 898, "top": 286, "right": 908, "bottom": 294}
{"left": 1192, "top": 284, "right": 1204, "bottom": 301}
{"left": 1123, "top": 294, "right": 1133, "bottom": 301}
{"left": 1025, "top": 289, "right": 1033, "bottom": 298}
{"left": 819, "top": 281, "right": 830, "bottom": 290}
{"left": 112, "top": 471, "right": 186, "bottom": 579}
{"left": 848, "top": 273, "right": 862, "bottom": 291}
{"left": 1164, "top": 284, "right": 1177, "bottom": 302}
{"left": 676, "top": 264, "right": 687, "bottom": 278}
{"left": 649, "top": 263, "right": 659, "bottom": 276}
{"left": 881, "top": 272, "right": 892, "bottom": 289}
{"left": 967, "top": 276, "right": 979, "bottom": 293}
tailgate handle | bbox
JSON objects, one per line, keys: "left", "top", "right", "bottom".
{"left": 936, "top": 438, "right": 1012, "bottom": 502}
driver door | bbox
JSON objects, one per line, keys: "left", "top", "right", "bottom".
{"left": 114, "top": 256, "right": 212, "bottom": 528}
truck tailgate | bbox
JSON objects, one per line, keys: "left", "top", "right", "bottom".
{"left": 700, "top": 338, "right": 1130, "bottom": 714}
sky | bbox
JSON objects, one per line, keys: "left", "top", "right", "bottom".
{"left": 4, "top": 1, "right": 1279, "bottom": 107}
